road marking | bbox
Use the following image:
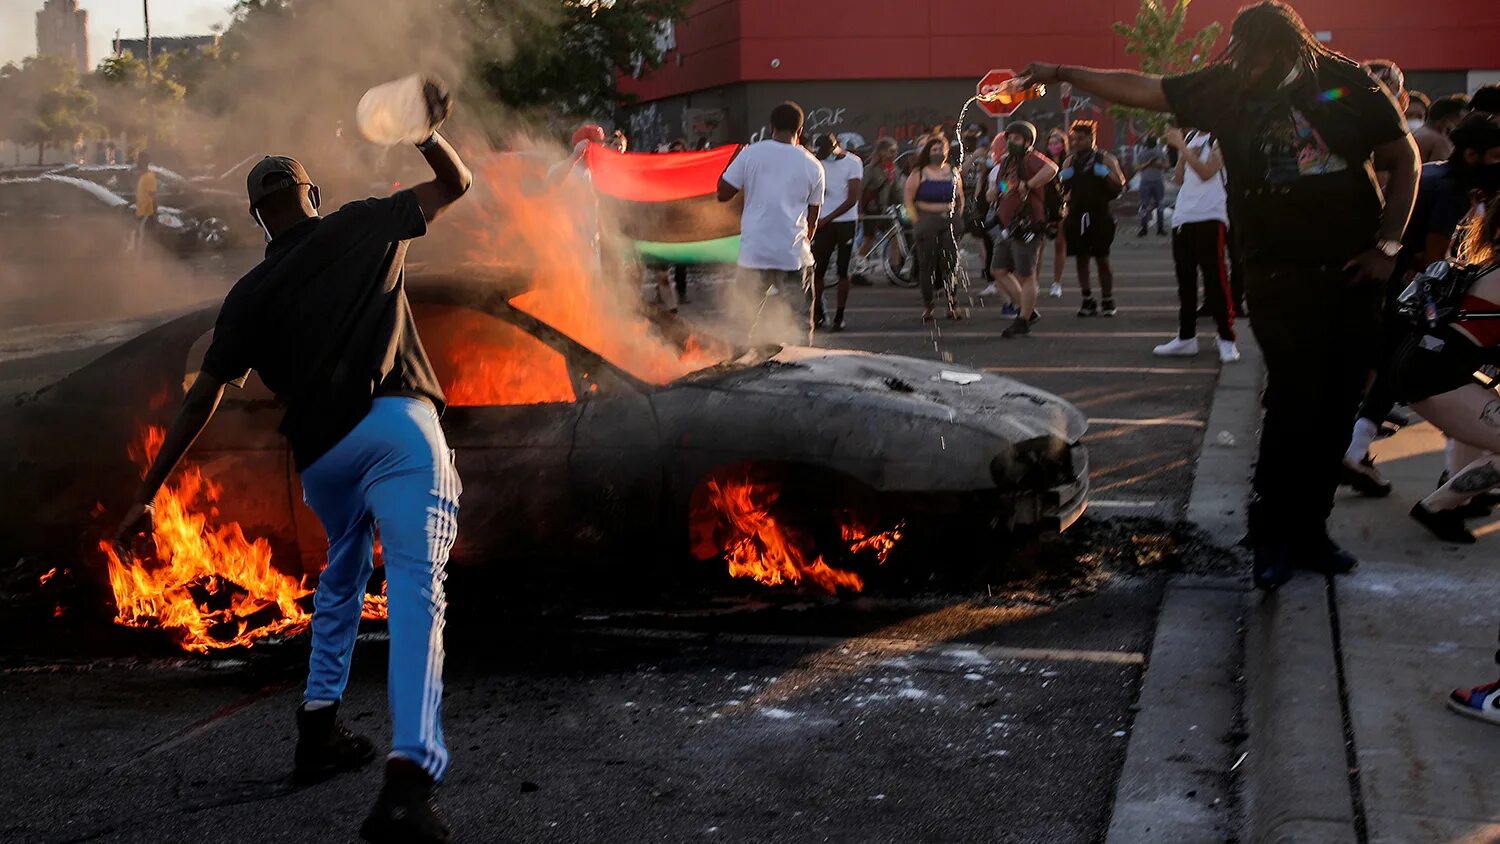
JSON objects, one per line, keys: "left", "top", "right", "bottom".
{"left": 828, "top": 331, "right": 1225, "bottom": 340}
{"left": 583, "top": 626, "right": 1145, "bottom": 666}
{"left": 982, "top": 366, "right": 1218, "bottom": 376}
{"left": 1092, "top": 417, "right": 1208, "bottom": 429}
{"left": 846, "top": 304, "right": 1189, "bottom": 314}
{"left": 1088, "top": 499, "right": 1165, "bottom": 509}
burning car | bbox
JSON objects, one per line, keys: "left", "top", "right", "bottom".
{"left": 0, "top": 172, "right": 230, "bottom": 254}
{"left": 2, "top": 265, "right": 1086, "bottom": 636}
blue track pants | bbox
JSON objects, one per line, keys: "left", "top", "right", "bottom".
{"left": 300, "top": 397, "right": 460, "bottom": 781}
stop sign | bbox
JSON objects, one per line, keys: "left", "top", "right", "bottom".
{"left": 977, "top": 68, "right": 1021, "bottom": 117}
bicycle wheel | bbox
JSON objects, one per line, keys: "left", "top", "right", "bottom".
{"left": 885, "top": 234, "right": 917, "bottom": 288}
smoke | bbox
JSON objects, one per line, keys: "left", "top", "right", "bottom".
{"left": 0, "top": 191, "right": 227, "bottom": 330}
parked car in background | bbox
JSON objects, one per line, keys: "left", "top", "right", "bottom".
{"left": 0, "top": 173, "right": 230, "bottom": 254}
{"left": 44, "top": 165, "right": 242, "bottom": 249}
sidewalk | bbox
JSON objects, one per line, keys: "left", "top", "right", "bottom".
{"left": 1247, "top": 417, "right": 1500, "bottom": 843}
{"left": 1332, "top": 422, "right": 1500, "bottom": 842}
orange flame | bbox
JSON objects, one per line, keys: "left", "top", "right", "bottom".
{"left": 99, "top": 425, "right": 385, "bottom": 653}
{"left": 697, "top": 477, "right": 903, "bottom": 595}
{"left": 419, "top": 306, "right": 576, "bottom": 407}
{"left": 38, "top": 567, "right": 58, "bottom": 586}
{"left": 456, "top": 153, "right": 725, "bottom": 392}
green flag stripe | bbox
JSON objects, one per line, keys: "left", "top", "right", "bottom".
{"left": 635, "top": 236, "right": 740, "bottom": 265}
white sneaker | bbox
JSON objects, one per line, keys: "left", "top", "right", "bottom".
{"left": 1153, "top": 336, "right": 1200, "bottom": 357}
{"left": 1049, "top": 283, "right": 1064, "bottom": 298}
{"left": 979, "top": 282, "right": 999, "bottom": 297}
{"left": 1217, "top": 338, "right": 1241, "bottom": 363}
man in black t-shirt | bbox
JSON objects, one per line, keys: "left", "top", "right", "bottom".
{"left": 1017, "top": 0, "right": 1420, "bottom": 589}
{"left": 114, "top": 85, "right": 471, "bottom": 843}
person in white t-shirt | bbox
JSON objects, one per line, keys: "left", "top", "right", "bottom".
{"left": 810, "top": 132, "right": 863, "bottom": 331}
{"left": 1154, "top": 127, "right": 1240, "bottom": 363}
{"left": 718, "top": 102, "right": 826, "bottom": 327}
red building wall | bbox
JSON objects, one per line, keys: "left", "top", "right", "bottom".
{"left": 622, "top": 0, "right": 1500, "bottom": 103}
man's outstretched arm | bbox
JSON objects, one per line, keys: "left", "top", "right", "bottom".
{"left": 412, "top": 132, "right": 472, "bottom": 222}
{"left": 1018, "top": 64, "right": 1171, "bottom": 113}
{"left": 114, "top": 374, "right": 229, "bottom": 541}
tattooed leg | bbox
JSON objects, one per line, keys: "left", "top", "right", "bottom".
{"left": 1424, "top": 459, "right": 1500, "bottom": 511}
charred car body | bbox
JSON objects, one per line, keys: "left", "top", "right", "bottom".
{"left": 0, "top": 268, "right": 1088, "bottom": 584}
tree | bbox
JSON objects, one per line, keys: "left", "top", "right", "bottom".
{"left": 90, "top": 50, "right": 187, "bottom": 150}
{"left": 0, "top": 56, "right": 97, "bottom": 165}
{"left": 472, "top": 0, "right": 692, "bottom": 117}
{"left": 1110, "top": 0, "right": 1222, "bottom": 136}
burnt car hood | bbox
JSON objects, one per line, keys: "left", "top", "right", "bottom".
{"left": 684, "top": 346, "right": 1088, "bottom": 444}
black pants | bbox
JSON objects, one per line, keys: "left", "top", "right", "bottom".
{"left": 1355, "top": 270, "right": 1417, "bottom": 425}
{"left": 674, "top": 264, "right": 687, "bottom": 299}
{"left": 1246, "top": 266, "right": 1383, "bottom": 543}
{"left": 812, "top": 221, "right": 856, "bottom": 282}
{"left": 1173, "top": 221, "right": 1236, "bottom": 341}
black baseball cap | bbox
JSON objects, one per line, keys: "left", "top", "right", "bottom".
{"left": 247, "top": 155, "right": 313, "bottom": 208}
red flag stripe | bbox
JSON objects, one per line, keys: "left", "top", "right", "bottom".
{"left": 584, "top": 145, "right": 741, "bottom": 203}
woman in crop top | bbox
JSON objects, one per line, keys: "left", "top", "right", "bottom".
{"left": 904, "top": 135, "right": 965, "bottom": 321}
{"left": 1397, "top": 200, "right": 1500, "bottom": 544}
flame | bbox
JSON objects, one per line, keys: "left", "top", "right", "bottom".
{"left": 99, "top": 425, "right": 386, "bottom": 653}
{"left": 38, "top": 567, "right": 58, "bottom": 586}
{"left": 696, "top": 476, "right": 904, "bottom": 595}
{"left": 420, "top": 306, "right": 576, "bottom": 407}
{"left": 456, "top": 153, "right": 726, "bottom": 393}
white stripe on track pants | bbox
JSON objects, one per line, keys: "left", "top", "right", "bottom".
{"left": 300, "top": 396, "right": 459, "bottom": 782}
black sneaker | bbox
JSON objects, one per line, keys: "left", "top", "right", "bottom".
{"left": 1077, "top": 297, "right": 1099, "bottom": 317}
{"left": 1340, "top": 455, "right": 1392, "bottom": 497}
{"left": 1436, "top": 472, "right": 1496, "bottom": 518}
{"left": 1252, "top": 543, "right": 1296, "bottom": 591}
{"left": 830, "top": 316, "right": 846, "bottom": 332}
{"left": 1137, "top": 227, "right": 1148, "bottom": 237}
{"left": 1028, "top": 309, "right": 1042, "bottom": 325}
{"left": 293, "top": 702, "right": 376, "bottom": 785}
{"left": 1299, "top": 532, "right": 1359, "bottom": 575}
{"left": 1001, "top": 317, "right": 1031, "bottom": 338}
{"left": 1100, "top": 298, "right": 1118, "bottom": 316}
{"left": 1410, "top": 502, "right": 1477, "bottom": 544}
{"left": 360, "top": 758, "right": 451, "bottom": 844}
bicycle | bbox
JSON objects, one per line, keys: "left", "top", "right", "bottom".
{"left": 850, "top": 205, "right": 917, "bottom": 288}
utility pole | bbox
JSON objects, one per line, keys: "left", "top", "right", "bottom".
{"left": 143, "top": 0, "right": 152, "bottom": 80}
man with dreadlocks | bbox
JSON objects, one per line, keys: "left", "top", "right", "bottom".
{"left": 1018, "top": 0, "right": 1420, "bottom": 589}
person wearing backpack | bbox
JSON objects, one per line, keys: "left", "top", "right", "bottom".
{"left": 1342, "top": 113, "right": 1500, "bottom": 496}
{"left": 1395, "top": 203, "right": 1500, "bottom": 545}
{"left": 1058, "top": 120, "right": 1125, "bottom": 316}
{"left": 987, "top": 121, "right": 1060, "bottom": 338}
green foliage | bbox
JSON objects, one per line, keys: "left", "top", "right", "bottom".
{"left": 1110, "top": 0, "right": 1222, "bottom": 135}
{"left": 89, "top": 51, "right": 187, "bottom": 148}
{"left": 472, "top": 0, "right": 693, "bottom": 117}
{"left": 0, "top": 55, "right": 98, "bottom": 164}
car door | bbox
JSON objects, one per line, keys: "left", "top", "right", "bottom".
{"left": 180, "top": 330, "right": 301, "bottom": 565}
{"left": 407, "top": 302, "right": 584, "bottom": 562}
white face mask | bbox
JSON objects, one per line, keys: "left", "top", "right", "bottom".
{"left": 1407, "top": 118, "right": 1425, "bottom": 131}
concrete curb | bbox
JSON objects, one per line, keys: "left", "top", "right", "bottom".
{"left": 1181, "top": 330, "right": 1360, "bottom": 844}
{"left": 1105, "top": 335, "right": 1264, "bottom": 843}
{"left": 1105, "top": 575, "right": 1244, "bottom": 844}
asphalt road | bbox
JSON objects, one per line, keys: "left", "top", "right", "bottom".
{"left": 0, "top": 232, "right": 1232, "bottom": 843}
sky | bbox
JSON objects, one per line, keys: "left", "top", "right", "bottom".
{"left": 1, "top": 0, "right": 235, "bottom": 69}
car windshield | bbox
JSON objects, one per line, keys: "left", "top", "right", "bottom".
{"left": 504, "top": 291, "right": 761, "bottom": 385}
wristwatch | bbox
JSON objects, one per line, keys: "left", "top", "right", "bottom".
{"left": 1377, "top": 239, "right": 1402, "bottom": 258}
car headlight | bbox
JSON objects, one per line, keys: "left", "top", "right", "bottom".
{"left": 992, "top": 435, "right": 1073, "bottom": 487}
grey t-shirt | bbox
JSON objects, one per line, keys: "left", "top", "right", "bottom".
{"left": 1136, "top": 146, "right": 1169, "bottom": 185}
